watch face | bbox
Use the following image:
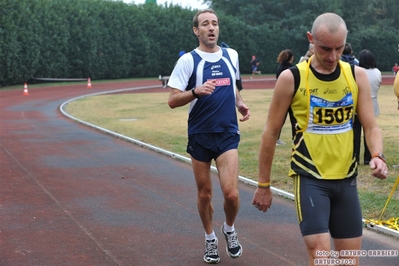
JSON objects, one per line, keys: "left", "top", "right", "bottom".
{"left": 374, "top": 153, "right": 386, "bottom": 162}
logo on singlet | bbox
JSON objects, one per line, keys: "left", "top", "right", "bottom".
{"left": 299, "top": 87, "right": 319, "bottom": 96}
{"left": 207, "top": 78, "right": 231, "bottom": 86}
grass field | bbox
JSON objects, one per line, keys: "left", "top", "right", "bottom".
{"left": 65, "top": 85, "right": 399, "bottom": 223}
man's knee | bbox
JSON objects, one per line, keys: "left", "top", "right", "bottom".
{"left": 197, "top": 189, "right": 212, "bottom": 204}
{"left": 303, "top": 233, "right": 331, "bottom": 258}
{"left": 223, "top": 188, "right": 239, "bottom": 204}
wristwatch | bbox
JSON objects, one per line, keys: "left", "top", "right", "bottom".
{"left": 371, "top": 153, "right": 386, "bottom": 163}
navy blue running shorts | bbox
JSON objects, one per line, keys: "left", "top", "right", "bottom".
{"left": 294, "top": 175, "right": 363, "bottom": 238}
{"left": 186, "top": 132, "right": 240, "bottom": 162}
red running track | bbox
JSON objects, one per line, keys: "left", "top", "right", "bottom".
{"left": 0, "top": 77, "right": 397, "bottom": 266}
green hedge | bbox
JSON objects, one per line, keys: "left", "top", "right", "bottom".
{"left": 1, "top": 0, "right": 398, "bottom": 87}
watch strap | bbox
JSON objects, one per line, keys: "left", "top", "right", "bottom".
{"left": 372, "top": 152, "right": 386, "bottom": 163}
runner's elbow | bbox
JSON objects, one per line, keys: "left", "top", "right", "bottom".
{"left": 168, "top": 98, "right": 179, "bottom": 109}
{"left": 168, "top": 100, "right": 175, "bottom": 109}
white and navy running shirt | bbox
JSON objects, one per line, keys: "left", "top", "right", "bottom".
{"left": 168, "top": 47, "right": 241, "bottom": 135}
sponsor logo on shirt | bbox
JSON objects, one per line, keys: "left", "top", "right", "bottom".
{"left": 207, "top": 78, "right": 231, "bottom": 86}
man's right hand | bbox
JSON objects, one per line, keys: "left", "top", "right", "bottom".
{"left": 252, "top": 188, "right": 272, "bottom": 213}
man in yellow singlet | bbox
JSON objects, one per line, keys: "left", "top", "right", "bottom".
{"left": 251, "top": 13, "right": 388, "bottom": 266}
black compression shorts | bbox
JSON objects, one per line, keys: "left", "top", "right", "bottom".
{"left": 294, "top": 175, "right": 363, "bottom": 238}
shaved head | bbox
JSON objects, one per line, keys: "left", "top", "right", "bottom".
{"left": 306, "top": 12, "right": 349, "bottom": 72}
{"left": 311, "top": 13, "right": 347, "bottom": 41}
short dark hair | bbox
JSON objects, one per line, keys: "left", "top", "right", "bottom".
{"left": 342, "top": 43, "right": 353, "bottom": 55}
{"left": 358, "top": 49, "right": 377, "bottom": 69}
{"left": 192, "top": 9, "right": 218, "bottom": 28}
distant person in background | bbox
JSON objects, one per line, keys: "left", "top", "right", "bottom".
{"left": 276, "top": 49, "right": 295, "bottom": 79}
{"left": 392, "top": 63, "right": 399, "bottom": 75}
{"left": 393, "top": 74, "right": 399, "bottom": 168}
{"left": 251, "top": 55, "right": 260, "bottom": 79}
{"left": 395, "top": 74, "right": 399, "bottom": 110}
{"left": 275, "top": 49, "right": 295, "bottom": 146}
{"left": 357, "top": 49, "right": 382, "bottom": 164}
{"left": 341, "top": 43, "right": 359, "bottom": 65}
{"left": 298, "top": 43, "right": 314, "bottom": 63}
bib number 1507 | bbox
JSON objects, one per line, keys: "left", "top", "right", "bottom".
{"left": 313, "top": 106, "right": 353, "bottom": 125}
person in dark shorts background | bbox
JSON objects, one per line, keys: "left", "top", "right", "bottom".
{"left": 167, "top": 9, "right": 250, "bottom": 264}
{"left": 251, "top": 55, "right": 260, "bottom": 79}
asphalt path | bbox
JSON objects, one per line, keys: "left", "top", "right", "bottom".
{"left": 0, "top": 77, "right": 398, "bottom": 266}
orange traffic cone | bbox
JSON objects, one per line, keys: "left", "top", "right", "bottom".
{"left": 23, "top": 83, "right": 29, "bottom": 95}
{"left": 87, "top": 77, "right": 92, "bottom": 88}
